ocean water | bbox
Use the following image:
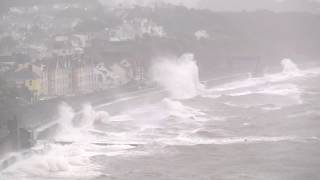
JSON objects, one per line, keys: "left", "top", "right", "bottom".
{"left": 1, "top": 58, "right": 320, "bottom": 180}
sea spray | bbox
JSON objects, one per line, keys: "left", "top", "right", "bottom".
{"left": 77, "top": 104, "right": 110, "bottom": 128}
{"left": 4, "top": 103, "right": 110, "bottom": 178}
{"left": 5, "top": 143, "right": 101, "bottom": 178}
{"left": 151, "top": 53, "right": 204, "bottom": 99}
{"left": 55, "top": 103, "right": 81, "bottom": 141}
{"left": 210, "top": 58, "right": 303, "bottom": 92}
{"left": 57, "top": 103, "right": 75, "bottom": 132}
{"left": 265, "top": 58, "right": 303, "bottom": 82}
{"left": 56, "top": 103, "right": 109, "bottom": 141}
{"left": 281, "top": 58, "right": 301, "bottom": 76}
{"left": 76, "top": 104, "right": 96, "bottom": 129}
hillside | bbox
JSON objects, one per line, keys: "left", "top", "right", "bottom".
{"left": 0, "top": 1, "right": 319, "bottom": 73}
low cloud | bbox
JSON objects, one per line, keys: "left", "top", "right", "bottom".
{"left": 199, "top": 0, "right": 320, "bottom": 12}
{"left": 98, "top": 0, "right": 320, "bottom": 12}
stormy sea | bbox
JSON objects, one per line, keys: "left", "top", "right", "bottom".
{"left": 1, "top": 56, "right": 320, "bottom": 180}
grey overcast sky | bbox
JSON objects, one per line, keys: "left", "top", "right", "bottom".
{"left": 99, "top": 0, "right": 320, "bottom": 12}
{"left": 199, "top": 0, "right": 320, "bottom": 12}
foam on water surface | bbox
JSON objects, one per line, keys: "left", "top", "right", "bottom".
{"left": 207, "top": 59, "right": 311, "bottom": 107}
{"left": 159, "top": 135, "right": 298, "bottom": 146}
{"left": 210, "top": 58, "right": 305, "bottom": 93}
{"left": 2, "top": 143, "right": 102, "bottom": 179}
{"left": 2, "top": 58, "right": 320, "bottom": 180}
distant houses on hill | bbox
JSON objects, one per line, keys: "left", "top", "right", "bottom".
{"left": 0, "top": 52, "right": 139, "bottom": 104}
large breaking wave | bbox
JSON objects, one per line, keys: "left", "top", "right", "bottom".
{"left": 1, "top": 57, "right": 320, "bottom": 180}
{"left": 151, "top": 53, "right": 205, "bottom": 99}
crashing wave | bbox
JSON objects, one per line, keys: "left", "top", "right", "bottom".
{"left": 151, "top": 53, "right": 205, "bottom": 99}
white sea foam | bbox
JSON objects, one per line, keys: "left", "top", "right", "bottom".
{"left": 260, "top": 105, "right": 283, "bottom": 111}
{"left": 55, "top": 103, "right": 110, "bottom": 142}
{"left": 57, "top": 102, "right": 75, "bottom": 132}
{"left": 87, "top": 98, "right": 209, "bottom": 148}
{"left": 5, "top": 57, "right": 319, "bottom": 180}
{"left": 287, "top": 110, "right": 320, "bottom": 118}
{"left": 161, "top": 98, "right": 206, "bottom": 119}
{"left": 2, "top": 143, "right": 102, "bottom": 179}
{"left": 76, "top": 104, "right": 110, "bottom": 128}
{"left": 212, "top": 77, "right": 264, "bottom": 92}
{"left": 159, "top": 135, "right": 297, "bottom": 146}
{"left": 151, "top": 53, "right": 205, "bottom": 99}
{"left": 223, "top": 84, "right": 303, "bottom": 109}
{"left": 207, "top": 59, "right": 311, "bottom": 107}
{"left": 211, "top": 58, "right": 304, "bottom": 93}
{"left": 281, "top": 58, "right": 301, "bottom": 76}
{"left": 229, "top": 83, "right": 302, "bottom": 101}
{"left": 259, "top": 83, "right": 301, "bottom": 96}
{"left": 52, "top": 97, "right": 208, "bottom": 148}
{"left": 5, "top": 58, "right": 317, "bottom": 179}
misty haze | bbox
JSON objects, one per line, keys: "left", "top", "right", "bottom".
{"left": 0, "top": 0, "right": 320, "bottom": 180}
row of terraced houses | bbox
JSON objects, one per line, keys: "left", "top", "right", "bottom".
{"left": 1, "top": 52, "right": 139, "bottom": 103}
